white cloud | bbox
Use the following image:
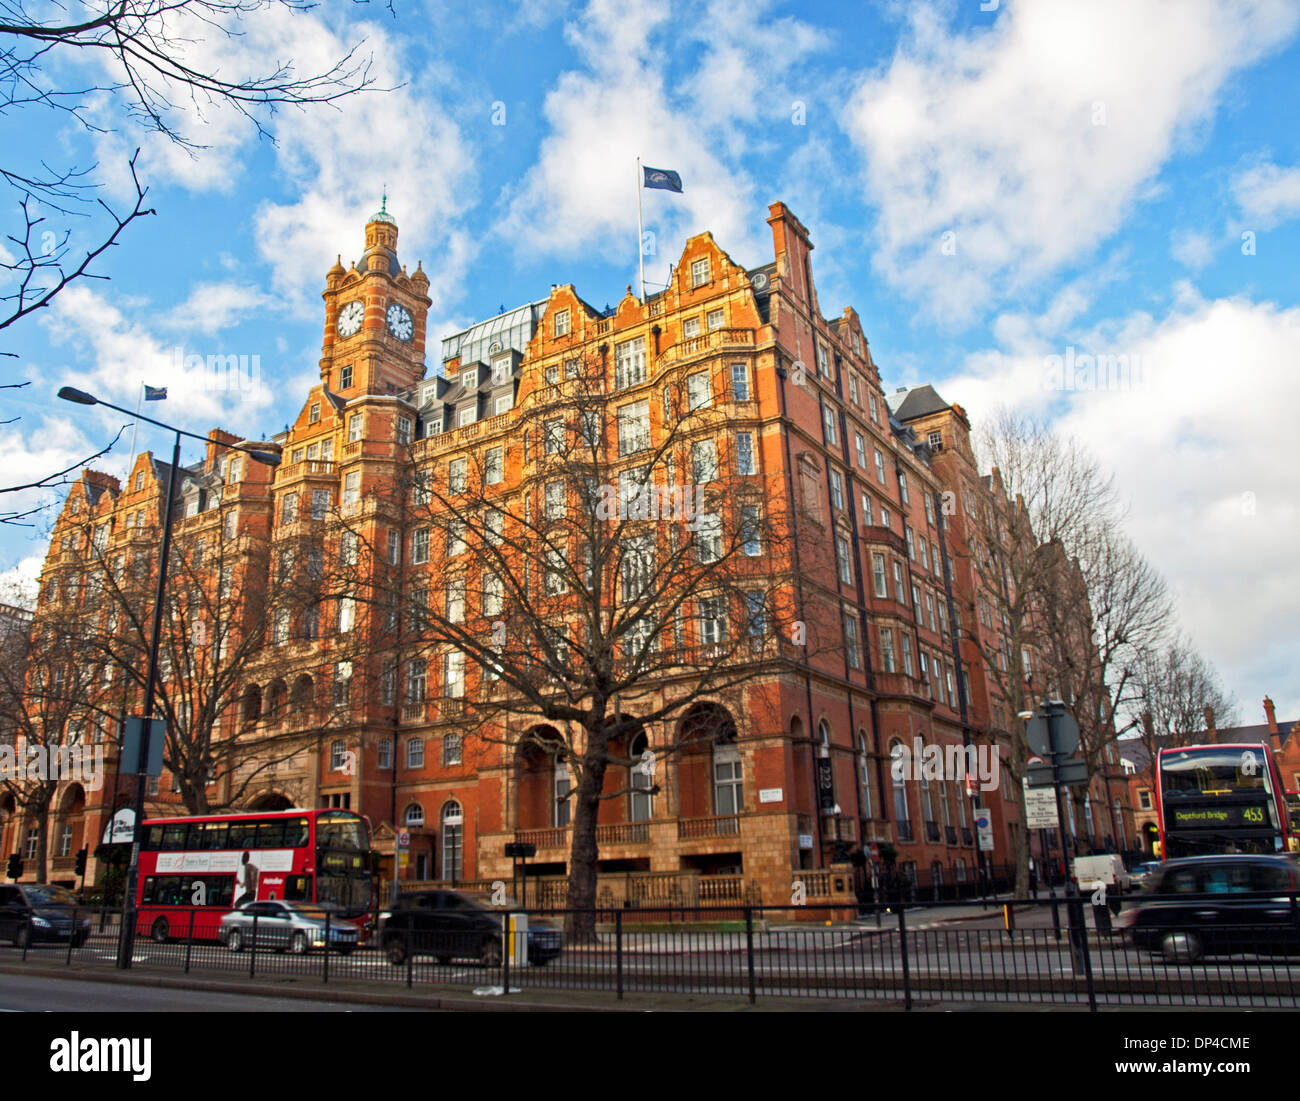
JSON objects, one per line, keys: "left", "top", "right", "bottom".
{"left": 1170, "top": 229, "right": 1214, "bottom": 271}
{"left": 1232, "top": 160, "right": 1300, "bottom": 228}
{"left": 499, "top": 0, "right": 825, "bottom": 277}
{"left": 162, "top": 282, "right": 275, "bottom": 335}
{"left": 0, "top": 555, "right": 42, "bottom": 606}
{"left": 842, "top": 0, "right": 1299, "bottom": 323}
{"left": 940, "top": 291, "right": 1300, "bottom": 717}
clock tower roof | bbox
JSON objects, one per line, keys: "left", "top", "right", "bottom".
{"left": 368, "top": 190, "right": 397, "bottom": 227}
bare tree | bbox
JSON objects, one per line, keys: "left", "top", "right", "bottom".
{"left": 1, "top": 0, "right": 378, "bottom": 520}
{"left": 336, "top": 354, "right": 816, "bottom": 936}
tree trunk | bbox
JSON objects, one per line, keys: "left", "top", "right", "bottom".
{"left": 565, "top": 725, "right": 610, "bottom": 942}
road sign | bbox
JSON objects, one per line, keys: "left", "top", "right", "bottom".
{"left": 121, "top": 717, "right": 165, "bottom": 777}
{"left": 1024, "top": 707, "right": 1080, "bottom": 759}
{"left": 975, "top": 810, "right": 995, "bottom": 852}
{"left": 504, "top": 842, "right": 537, "bottom": 859}
{"left": 1023, "top": 782, "right": 1060, "bottom": 829}
{"left": 398, "top": 830, "right": 410, "bottom": 850}
{"left": 868, "top": 843, "right": 880, "bottom": 860}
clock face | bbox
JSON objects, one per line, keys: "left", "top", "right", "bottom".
{"left": 386, "top": 303, "right": 414, "bottom": 342}
{"left": 337, "top": 300, "right": 364, "bottom": 337}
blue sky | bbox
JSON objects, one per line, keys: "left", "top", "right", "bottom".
{"left": 3, "top": 0, "right": 1298, "bottom": 719}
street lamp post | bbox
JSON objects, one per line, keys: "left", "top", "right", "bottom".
{"left": 57, "top": 387, "right": 279, "bottom": 968}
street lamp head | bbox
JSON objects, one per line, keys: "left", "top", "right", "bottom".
{"left": 244, "top": 450, "right": 282, "bottom": 467}
{"left": 57, "top": 386, "right": 99, "bottom": 405}
{"left": 1017, "top": 710, "right": 1035, "bottom": 721}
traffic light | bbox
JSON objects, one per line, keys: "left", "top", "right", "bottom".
{"left": 74, "top": 847, "right": 88, "bottom": 877}
{"left": 6, "top": 853, "right": 22, "bottom": 881}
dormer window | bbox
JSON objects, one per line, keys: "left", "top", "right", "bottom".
{"left": 462, "top": 370, "right": 476, "bottom": 390}
{"left": 309, "top": 402, "right": 321, "bottom": 424}
{"left": 554, "top": 308, "right": 570, "bottom": 337}
{"left": 491, "top": 359, "right": 510, "bottom": 385}
{"left": 690, "top": 257, "right": 710, "bottom": 287}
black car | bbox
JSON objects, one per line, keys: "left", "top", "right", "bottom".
{"left": 0, "top": 884, "right": 92, "bottom": 948}
{"left": 1115, "top": 854, "right": 1300, "bottom": 962}
{"left": 378, "top": 889, "right": 563, "bottom": 967}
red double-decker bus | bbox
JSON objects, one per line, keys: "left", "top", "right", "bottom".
{"left": 135, "top": 808, "right": 373, "bottom": 943}
{"left": 1156, "top": 743, "right": 1297, "bottom": 859}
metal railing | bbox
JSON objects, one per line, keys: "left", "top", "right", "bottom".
{"left": 8, "top": 893, "right": 1300, "bottom": 1010}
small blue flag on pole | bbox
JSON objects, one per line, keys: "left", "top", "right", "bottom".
{"left": 143, "top": 385, "right": 168, "bottom": 401}
{"left": 642, "top": 166, "right": 683, "bottom": 193}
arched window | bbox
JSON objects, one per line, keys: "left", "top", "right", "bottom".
{"left": 629, "top": 732, "right": 652, "bottom": 823}
{"left": 441, "top": 801, "right": 463, "bottom": 882}
{"left": 404, "top": 803, "right": 425, "bottom": 828}
{"left": 890, "top": 739, "right": 912, "bottom": 841}
{"left": 857, "top": 733, "right": 872, "bottom": 820}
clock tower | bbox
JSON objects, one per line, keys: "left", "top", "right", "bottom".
{"left": 320, "top": 196, "right": 432, "bottom": 398}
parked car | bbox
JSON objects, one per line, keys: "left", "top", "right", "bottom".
{"left": 378, "top": 889, "right": 563, "bottom": 967}
{"left": 0, "top": 883, "right": 91, "bottom": 948}
{"left": 1115, "top": 854, "right": 1300, "bottom": 962}
{"left": 219, "top": 900, "right": 360, "bottom": 955}
{"left": 1128, "top": 860, "right": 1162, "bottom": 887}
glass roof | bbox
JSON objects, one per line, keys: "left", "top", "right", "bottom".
{"left": 441, "top": 299, "right": 548, "bottom": 372}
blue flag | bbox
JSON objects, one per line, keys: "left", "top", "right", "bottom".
{"left": 144, "top": 385, "right": 167, "bottom": 401}
{"left": 642, "top": 166, "right": 683, "bottom": 193}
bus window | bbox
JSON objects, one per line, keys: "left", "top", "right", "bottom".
{"left": 201, "top": 822, "right": 228, "bottom": 850}
{"left": 285, "top": 818, "right": 310, "bottom": 848}
{"left": 285, "top": 875, "right": 311, "bottom": 902}
{"left": 256, "top": 820, "right": 287, "bottom": 848}
{"left": 143, "top": 824, "right": 165, "bottom": 851}
{"left": 227, "top": 821, "right": 256, "bottom": 850}
{"left": 162, "top": 823, "right": 189, "bottom": 851}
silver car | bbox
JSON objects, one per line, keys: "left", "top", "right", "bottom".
{"left": 219, "top": 901, "right": 359, "bottom": 955}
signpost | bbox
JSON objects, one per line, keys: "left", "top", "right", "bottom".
{"left": 975, "top": 810, "right": 994, "bottom": 852}
{"left": 1023, "top": 782, "right": 1060, "bottom": 830}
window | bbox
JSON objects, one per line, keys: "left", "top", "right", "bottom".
{"left": 380, "top": 663, "right": 396, "bottom": 708}
{"left": 745, "top": 591, "right": 768, "bottom": 645}
{"left": 446, "top": 519, "right": 466, "bottom": 556}
{"left": 849, "top": 375, "right": 860, "bottom": 405}
{"left": 482, "top": 446, "right": 503, "bottom": 485}
{"left": 741, "top": 505, "right": 762, "bottom": 556}
{"left": 822, "top": 405, "right": 837, "bottom": 445}
{"left": 485, "top": 509, "right": 504, "bottom": 546}
{"left": 565, "top": 357, "right": 581, "bottom": 379}
{"left": 337, "top": 597, "right": 356, "bottom": 634}
{"left": 311, "top": 489, "right": 330, "bottom": 520}
{"left": 695, "top": 512, "right": 722, "bottom": 563}
{"left": 925, "top": 592, "right": 937, "bottom": 631}
{"left": 869, "top": 392, "right": 879, "bottom": 423}
{"left": 462, "top": 369, "right": 477, "bottom": 390}
{"left": 845, "top": 612, "right": 861, "bottom": 669}
{"left": 544, "top": 417, "right": 564, "bottom": 455}
{"left": 340, "top": 364, "right": 353, "bottom": 389}
{"left": 836, "top": 534, "right": 852, "bottom": 583}
{"left": 622, "top": 534, "right": 655, "bottom": 601}
{"left": 874, "top": 449, "right": 886, "bottom": 484}
{"left": 441, "top": 803, "right": 464, "bottom": 881}
{"left": 687, "top": 371, "right": 711, "bottom": 411}
{"left": 402, "top": 803, "right": 424, "bottom": 829}
{"left": 860, "top": 492, "right": 873, "bottom": 526}
{"left": 483, "top": 571, "right": 503, "bottom": 616}
{"left": 890, "top": 740, "right": 911, "bottom": 838}
{"left": 713, "top": 742, "right": 742, "bottom": 815}
{"left": 893, "top": 561, "right": 906, "bottom": 602}
{"left": 555, "top": 761, "right": 571, "bottom": 827}
{"left": 412, "top": 529, "right": 429, "bottom": 564}
{"left": 272, "top": 607, "right": 290, "bottom": 645}
{"left": 554, "top": 308, "right": 570, "bottom": 337}
{"left": 830, "top": 470, "right": 844, "bottom": 510}
{"left": 731, "top": 364, "right": 750, "bottom": 401}
{"left": 495, "top": 395, "right": 512, "bottom": 415}
{"left": 683, "top": 316, "right": 700, "bottom": 339}
{"left": 443, "top": 732, "right": 463, "bottom": 766}
{"left": 691, "top": 439, "right": 718, "bottom": 483}
{"left": 281, "top": 493, "right": 298, "bottom": 524}
{"left": 924, "top": 493, "right": 936, "bottom": 525}
{"left": 919, "top": 539, "right": 929, "bottom": 571}
{"left": 309, "top": 402, "right": 321, "bottom": 424}
{"left": 446, "top": 578, "right": 465, "bottom": 623}
{"left": 699, "top": 596, "right": 726, "bottom": 646}
{"left": 333, "top": 660, "right": 352, "bottom": 705}
{"left": 544, "top": 480, "right": 565, "bottom": 520}
{"left": 858, "top": 734, "right": 873, "bottom": 819}
{"left": 407, "top": 739, "right": 425, "bottom": 769}
{"left": 615, "top": 336, "right": 646, "bottom": 389}
{"left": 880, "top": 627, "right": 896, "bottom": 673}
{"left": 396, "top": 417, "right": 413, "bottom": 446}
{"left": 341, "top": 472, "right": 360, "bottom": 509}
{"left": 617, "top": 400, "right": 650, "bottom": 455}
{"left": 544, "top": 546, "right": 568, "bottom": 594}
{"left": 459, "top": 408, "right": 477, "bottom": 428}
{"left": 449, "top": 458, "right": 467, "bottom": 494}
{"left": 1138, "top": 790, "right": 1153, "bottom": 811}
{"left": 854, "top": 433, "right": 867, "bottom": 469}
{"left": 706, "top": 308, "right": 724, "bottom": 331}
{"left": 387, "top": 529, "right": 400, "bottom": 564}
{"left": 690, "top": 257, "right": 710, "bottom": 287}
{"left": 872, "top": 553, "right": 887, "bottom": 598}
{"left": 905, "top": 527, "right": 916, "bottom": 560}
{"left": 898, "top": 470, "right": 910, "bottom": 505}
{"left": 348, "top": 414, "right": 363, "bottom": 442}
{"left": 736, "top": 431, "right": 755, "bottom": 476}
{"left": 816, "top": 343, "right": 829, "bottom": 377}
{"left": 578, "top": 410, "right": 600, "bottom": 448}
{"left": 330, "top": 740, "right": 347, "bottom": 770}
{"left": 901, "top": 634, "right": 914, "bottom": 677}
{"left": 927, "top": 431, "right": 943, "bottom": 452}
{"left": 444, "top": 651, "right": 465, "bottom": 698}
{"left": 630, "top": 733, "right": 653, "bottom": 822}
{"left": 407, "top": 659, "right": 426, "bottom": 702}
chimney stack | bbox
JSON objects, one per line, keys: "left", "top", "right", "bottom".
{"left": 1264, "top": 696, "right": 1278, "bottom": 734}
{"left": 1203, "top": 705, "right": 1217, "bottom": 745}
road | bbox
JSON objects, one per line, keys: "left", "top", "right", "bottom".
{"left": 0, "top": 972, "right": 411, "bottom": 1012}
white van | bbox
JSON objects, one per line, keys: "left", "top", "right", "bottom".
{"left": 1072, "top": 853, "right": 1132, "bottom": 891}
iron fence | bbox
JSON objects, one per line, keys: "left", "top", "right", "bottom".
{"left": 4, "top": 894, "right": 1300, "bottom": 1009}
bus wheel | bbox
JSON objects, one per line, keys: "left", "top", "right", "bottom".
{"left": 151, "top": 918, "right": 169, "bottom": 944}
{"left": 227, "top": 929, "right": 244, "bottom": 953}
{"left": 1161, "top": 931, "right": 1202, "bottom": 964}
{"left": 290, "top": 932, "right": 310, "bottom": 955}
{"left": 385, "top": 938, "right": 408, "bottom": 966}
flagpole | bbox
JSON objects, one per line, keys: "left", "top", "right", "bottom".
{"left": 636, "top": 156, "right": 646, "bottom": 303}
{"left": 127, "top": 382, "right": 144, "bottom": 471}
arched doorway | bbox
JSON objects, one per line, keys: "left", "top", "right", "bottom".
{"left": 248, "top": 792, "right": 293, "bottom": 811}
